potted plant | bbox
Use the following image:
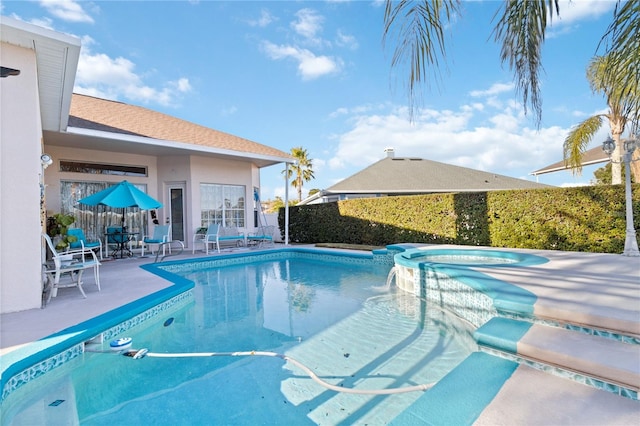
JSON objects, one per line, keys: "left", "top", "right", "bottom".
{"left": 46, "top": 213, "right": 78, "bottom": 251}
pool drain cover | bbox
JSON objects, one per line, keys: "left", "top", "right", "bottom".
{"left": 49, "top": 399, "right": 65, "bottom": 406}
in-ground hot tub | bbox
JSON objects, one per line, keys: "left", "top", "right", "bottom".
{"left": 391, "top": 247, "right": 548, "bottom": 327}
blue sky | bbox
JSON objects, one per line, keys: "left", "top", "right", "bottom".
{"left": 3, "top": 0, "right": 622, "bottom": 200}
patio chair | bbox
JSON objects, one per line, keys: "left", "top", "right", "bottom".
{"left": 67, "top": 228, "right": 103, "bottom": 259}
{"left": 202, "top": 223, "right": 220, "bottom": 254}
{"left": 42, "top": 233, "right": 101, "bottom": 305}
{"left": 247, "top": 225, "right": 276, "bottom": 248}
{"left": 141, "top": 224, "right": 172, "bottom": 257}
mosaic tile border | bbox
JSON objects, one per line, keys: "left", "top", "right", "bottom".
{"left": 498, "top": 310, "right": 640, "bottom": 345}
{"left": 423, "top": 269, "right": 498, "bottom": 328}
{"left": 101, "top": 289, "right": 193, "bottom": 341}
{"left": 1, "top": 344, "right": 83, "bottom": 401}
{"left": 159, "top": 248, "right": 377, "bottom": 274}
{"left": 1, "top": 290, "right": 194, "bottom": 402}
{"left": 480, "top": 346, "right": 638, "bottom": 401}
{"left": 394, "top": 264, "right": 498, "bottom": 328}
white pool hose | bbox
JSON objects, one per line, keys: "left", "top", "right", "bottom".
{"left": 128, "top": 349, "right": 434, "bottom": 395}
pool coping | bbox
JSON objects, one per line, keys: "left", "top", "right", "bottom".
{"left": 0, "top": 272, "right": 194, "bottom": 401}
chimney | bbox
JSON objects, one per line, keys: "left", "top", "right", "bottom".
{"left": 384, "top": 147, "right": 395, "bottom": 158}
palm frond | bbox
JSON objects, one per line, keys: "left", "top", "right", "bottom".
{"left": 599, "top": 1, "right": 640, "bottom": 132}
{"left": 383, "top": 0, "right": 461, "bottom": 120}
{"left": 563, "top": 115, "right": 604, "bottom": 175}
{"left": 492, "top": 0, "right": 560, "bottom": 127}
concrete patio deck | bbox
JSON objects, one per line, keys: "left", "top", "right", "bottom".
{"left": 1, "top": 244, "right": 639, "bottom": 424}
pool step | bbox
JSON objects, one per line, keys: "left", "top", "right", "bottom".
{"left": 390, "top": 352, "right": 519, "bottom": 426}
{"left": 474, "top": 317, "right": 640, "bottom": 398}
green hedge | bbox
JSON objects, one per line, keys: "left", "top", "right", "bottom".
{"left": 278, "top": 185, "right": 640, "bottom": 253}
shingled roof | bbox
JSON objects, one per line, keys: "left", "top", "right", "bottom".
{"left": 68, "top": 93, "right": 290, "bottom": 159}
{"left": 326, "top": 156, "right": 550, "bottom": 195}
{"left": 530, "top": 145, "right": 608, "bottom": 176}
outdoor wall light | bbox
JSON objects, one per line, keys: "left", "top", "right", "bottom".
{"left": 0, "top": 66, "right": 20, "bottom": 78}
{"left": 41, "top": 154, "right": 53, "bottom": 169}
{"left": 601, "top": 135, "right": 639, "bottom": 257}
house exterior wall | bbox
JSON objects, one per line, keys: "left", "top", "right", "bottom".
{"left": 41, "top": 151, "right": 262, "bottom": 251}
{"left": 189, "top": 156, "right": 257, "bottom": 239}
{"left": 1, "top": 43, "right": 45, "bottom": 313}
{"left": 42, "top": 146, "right": 160, "bottom": 231}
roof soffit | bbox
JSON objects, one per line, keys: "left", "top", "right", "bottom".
{"left": 1, "top": 16, "right": 81, "bottom": 132}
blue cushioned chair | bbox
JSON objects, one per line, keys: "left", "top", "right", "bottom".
{"left": 141, "top": 224, "right": 171, "bottom": 257}
{"left": 67, "top": 228, "right": 103, "bottom": 259}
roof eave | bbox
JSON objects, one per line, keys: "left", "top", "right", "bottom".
{"left": 65, "top": 126, "right": 293, "bottom": 167}
{"left": 530, "top": 158, "right": 609, "bottom": 176}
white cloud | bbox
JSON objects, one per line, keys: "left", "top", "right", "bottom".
{"left": 221, "top": 106, "right": 238, "bottom": 116}
{"left": 291, "top": 8, "right": 324, "bottom": 41}
{"left": 39, "top": 0, "right": 94, "bottom": 24}
{"left": 546, "top": 1, "right": 616, "bottom": 38}
{"left": 10, "top": 14, "right": 55, "bottom": 30}
{"left": 553, "top": 0, "right": 615, "bottom": 25}
{"left": 261, "top": 41, "right": 341, "bottom": 80}
{"left": 74, "top": 36, "right": 191, "bottom": 106}
{"left": 248, "top": 9, "right": 275, "bottom": 28}
{"left": 325, "top": 97, "right": 573, "bottom": 182}
{"left": 328, "top": 103, "right": 387, "bottom": 118}
{"left": 336, "top": 30, "right": 358, "bottom": 50}
{"left": 470, "top": 82, "right": 514, "bottom": 98}
{"left": 259, "top": 8, "right": 346, "bottom": 81}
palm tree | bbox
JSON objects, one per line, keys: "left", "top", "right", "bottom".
{"left": 599, "top": 1, "right": 640, "bottom": 136}
{"left": 383, "top": 0, "right": 559, "bottom": 125}
{"left": 283, "top": 147, "right": 315, "bottom": 202}
{"left": 383, "top": 1, "right": 638, "bottom": 131}
{"left": 563, "top": 54, "right": 638, "bottom": 184}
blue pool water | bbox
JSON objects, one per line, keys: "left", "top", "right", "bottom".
{"left": 3, "top": 253, "right": 477, "bottom": 425}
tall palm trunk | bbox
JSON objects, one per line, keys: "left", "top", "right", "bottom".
{"left": 609, "top": 116, "right": 625, "bottom": 184}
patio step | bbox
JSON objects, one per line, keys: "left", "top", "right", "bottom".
{"left": 474, "top": 317, "right": 640, "bottom": 398}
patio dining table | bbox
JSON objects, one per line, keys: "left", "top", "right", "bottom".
{"left": 106, "top": 231, "right": 139, "bottom": 259}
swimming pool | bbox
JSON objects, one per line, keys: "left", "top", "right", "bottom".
{"left": 2, "top": 251, "right": 477, "bottom": 425}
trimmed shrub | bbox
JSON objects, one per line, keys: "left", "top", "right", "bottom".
{"left": 279, "top": 184, "right": 640, "bottom": 253}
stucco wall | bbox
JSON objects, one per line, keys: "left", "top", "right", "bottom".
{"left": 43, "top": 145, "right": 159, "bottom": 217}
{"left": 43, "top": 146, "right": 162, "bottom": 239}
{"left": 0, "top": 43, "right": 45, "bottom": 313}
{"left": 40, "top": 152, "right": 263, "bottom": 252}
{"left": 189, "top": 156, "right": 258, "bottom": 241}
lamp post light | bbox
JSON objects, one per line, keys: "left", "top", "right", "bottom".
{"left": 602, "top": 135, "right": 640, "bottom": 257}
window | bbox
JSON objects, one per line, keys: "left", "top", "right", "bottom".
{"left": 60, "top": 181, "right": 149, "bottom": 239}
{"left": 60, "top": 161, "right": 147, "bottom": 177}
{"left": 200, "top": 184, "right": 245, "bottom": 228}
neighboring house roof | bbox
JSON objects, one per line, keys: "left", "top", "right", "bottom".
{"left": 531, "top": 146, "right": 608, "bottom": 176}
{"left": 1, "top": 16, "right": 80, "bottom": 132}
{"left": 300, "top": 154, "right": 550, "bottom": 204}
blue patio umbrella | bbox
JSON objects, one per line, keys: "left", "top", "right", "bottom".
{"left": 78, "top": 180, "right": 162, "bottom": 227}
